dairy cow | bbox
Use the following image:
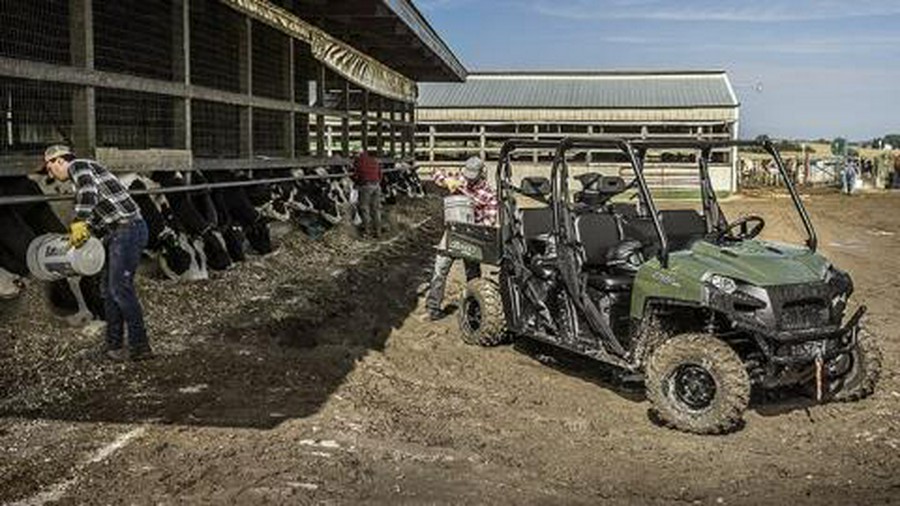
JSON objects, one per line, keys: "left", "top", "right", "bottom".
{"left": 151, "top": 171, "right": 232, "bottom": 272}
{"left": 0, "top": 176, "right": 103, "bottom": 323}
{"left": 119, "top": 174, "right": 198, "bottom": 281}
{"left": 203, "top": 170, "right": 273, "bottom": 256}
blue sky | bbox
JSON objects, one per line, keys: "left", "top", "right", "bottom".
{"left": 417, "top": 0, "right": 900, "bottom": 141}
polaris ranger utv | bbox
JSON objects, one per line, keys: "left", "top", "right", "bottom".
{"left": 444, "top": 137, "right": 881, "bottom": 434}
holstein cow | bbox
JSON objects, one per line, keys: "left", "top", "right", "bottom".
{"left": 119, "top": 173, "right": 199, "bottom": 281}
{"left": 0, "top": 176, "right": 103, "bottom": 324}
{"left": 381, "top": 162, "right": 425, "bottom": 205}
{"left": 151, "top": 171, "right": 232, "bottom": 272}
{"left": 203, "top": 170, "right": 273, "bottom": 257}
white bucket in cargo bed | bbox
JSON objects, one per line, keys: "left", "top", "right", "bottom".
{"left": 26, "top": 233, "right": 105, "bottom": 281}
{"left": 443, "top": 195, "right": 473, "bottom": 224}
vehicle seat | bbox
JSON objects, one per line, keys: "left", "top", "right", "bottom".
{"left": 574, "top": 212, "right": 621, "bottom": 268}
{"left": 660, "top": 210, "right": 706, "bottom": 251}
{"left": 574, "top": 212, "right": 640, "bottom": 293}
{"left": 622, "top": 209, "right": 707, "bottom": 256}
{"left": 521, "top": 207, "right": 553, "bottom": 240}
{"left": 520, "top": 207, "right": 554, "bottom": 255}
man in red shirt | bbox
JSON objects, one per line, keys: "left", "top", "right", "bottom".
{"left": 353, "top": 150, "right": 383, "bottom": 238}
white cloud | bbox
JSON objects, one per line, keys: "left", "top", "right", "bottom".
{"left": 532, "top": 0, "right": 900, "bottom": 22}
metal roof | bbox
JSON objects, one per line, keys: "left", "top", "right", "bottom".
{"left": 418, "top": 71, "right": 739, "bottom": 109}
{"left": 273, "top": 0, "right": 467, "bottom": 82}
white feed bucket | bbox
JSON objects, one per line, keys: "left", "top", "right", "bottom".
{"left": 444, "top": 195, "right": 474, "bottom": 224}
{"left": 26, "top": 233, "right": 105, "bottom": 281}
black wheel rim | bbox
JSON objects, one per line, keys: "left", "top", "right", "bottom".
{"left": 670, "top": 364, "right": 717, "bottom": 411}
{"left": 464, "top": 295, "right": 482, "bottom": 333}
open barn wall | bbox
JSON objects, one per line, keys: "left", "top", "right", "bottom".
{"left": 0, "top": 0, "right": 428, "bottom": 176}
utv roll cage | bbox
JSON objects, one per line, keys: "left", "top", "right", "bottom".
{"left": 495, "top": 137, "right": 818, "bottom": 269}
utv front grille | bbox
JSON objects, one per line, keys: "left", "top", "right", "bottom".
{"left": 780, "top": 299, "right": 829, "bottom": 330}
{"left": 767, "top": 282, "right": 835, "bottom": 331}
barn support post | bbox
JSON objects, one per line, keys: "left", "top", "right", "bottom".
{"left": 238, "top": 16, "right": 253, "bottom": 158}
{"left": 316, "top": 62, "right": 325, "bottom": 157}
{"left": 361, "top": 89, "right": 369, "bottom": 152}
{"left": 173, "top": 0, "right": 191, "bottom": 152}
{"left": 389, "top": 100, "right": 396, "bottom": 157}
{"left": 479, "top": 124, "right": 486, "bottom": 161}
{"left": 70, "top": 0, "right": 95, "bottom": 155}
{"left": 341, "top": 81, "right": 350, "bottom": 157}
{"left": 284, "top": 32, "right": 295, "bottom": 158}
{"left": 375, "top": 95, "right": 383, "bottom": 157}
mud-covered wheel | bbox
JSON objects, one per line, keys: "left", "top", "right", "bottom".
{"left": 458, "top": 278, "right": 507, "bottom": 346}
{"left": 831, "top": 328, "right": 882, "bottom": 402}
{"left": 645, "top": 333, "right": 750, "bottom": 435}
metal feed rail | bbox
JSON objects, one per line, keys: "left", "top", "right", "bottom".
{"left": 0, "top": 167, "right": 413, "bottom": 207}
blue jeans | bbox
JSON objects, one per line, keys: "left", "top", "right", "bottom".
{"left": 102, "top": 218, "right": 149, "bottom": 351}
{"left": 425, "top": 252, "right": 481, "bottom": 313}
{"left": 357, "top": 182, "right": 383, "bottom": 236}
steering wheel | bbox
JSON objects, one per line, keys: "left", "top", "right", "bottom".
{"left": 718, "top": 215, "right": 765, "bottom": 242}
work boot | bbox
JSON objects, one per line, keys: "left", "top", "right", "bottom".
{"left": 420, "top": 308, "right": 446, "bottom": 322}
{"left": 103, "top": 347, "right": 128, "bottom": 362}
{"left": 129, "top": 346, "right": 156, "bottom": 362}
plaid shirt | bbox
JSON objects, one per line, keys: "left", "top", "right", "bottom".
{"left": 434, "top": 170, "right": 498, "bottom": 226}
{"left": 68, "top": 159, "right": 140, "bottom": 232}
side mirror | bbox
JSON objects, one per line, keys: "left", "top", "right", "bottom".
{"left": 520, "top": 176, "right": 551, "bottom": 197}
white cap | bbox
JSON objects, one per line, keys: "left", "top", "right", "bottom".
{"left": 462, "top": 156, "right": 484, "bottom": 181}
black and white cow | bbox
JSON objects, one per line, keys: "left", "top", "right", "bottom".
{"left": 0, "top": 176, "right": 104, "bottom": 324}
{"left": 204, "top": 170, "right": 273, "bottom": 256}
{"left": 119, "top": 174, "right": 201, "bottom": 281}
{"left": 381, "top": 162, "right": 425, "bottom": 204}
{"left": 151, "top": 171, "right": 233, "bottom": 272}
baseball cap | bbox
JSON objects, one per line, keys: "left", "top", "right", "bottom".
{"left": 462, "top": 156, "right": 484, "bottom": 181}
{"left": 37, "top": 144, "right": 73, "bottom": 174}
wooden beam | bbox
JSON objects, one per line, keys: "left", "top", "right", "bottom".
{"left": 0, "top": 55, "right": 347, "bottom": 116}
{"left": 286, "top": 34, "right": 296, "bottom": 157}
{"left": 316, "top": 62, "right": 325, "bottom": 156}
{"left": 342, "top": 81, "right": 350, "bottom": 157}
{"left": 69, "top": 0, "right": 94, "bottom": 154}
{"left": 361, "top": 89, "right": 369, "bottom": 152}
{"left": 389, "top": 100, "right": 396, "bottom": 157}
{"left": 174, "top": 0, "right": 191, "bottom": 151}
{"left": 375, "top": 95, "right": 383, "bottom": 156}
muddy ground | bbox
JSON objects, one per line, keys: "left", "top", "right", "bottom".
{"left": 1, "top": 191, "right": 899, "bottom": 505}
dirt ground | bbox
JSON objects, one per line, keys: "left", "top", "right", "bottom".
{"left": 1, "top": 190, "right": 899, "bottom": 505}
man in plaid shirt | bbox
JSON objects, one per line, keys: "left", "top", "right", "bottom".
{"left": 424, "top": 156, "right": 498, "bottom": 321}
{"left": 42, "top": 145, "right": 152, "bottom": 361}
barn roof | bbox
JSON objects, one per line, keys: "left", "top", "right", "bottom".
{"left": 273, "top": 0, "right": 467, "bottom": 82}
{"left": 418, "top": 71, "right": 739, "bottom": 109}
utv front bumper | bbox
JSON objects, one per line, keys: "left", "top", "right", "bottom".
{"left": 755, "top": 305, "right": 865, "bottom": 365}
{"left": 706, "top": 274, "right": 863, "bottom": 365}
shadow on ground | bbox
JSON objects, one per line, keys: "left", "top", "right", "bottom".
{"left": 1, "top": 216, "right": 442, "bottom": 430}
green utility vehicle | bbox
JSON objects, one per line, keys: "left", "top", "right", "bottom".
{"left": 445, "top": 137, "right": 881, "bottom": 434}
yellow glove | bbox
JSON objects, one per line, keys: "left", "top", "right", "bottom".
{"left": 69, "top": 221, "right": 91, "bottom": 248}
{"left": 445, "top": 178, "right": 463, "bottom": 193}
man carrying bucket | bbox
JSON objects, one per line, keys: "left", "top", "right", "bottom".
{"left": 41, "top": 145, "right": 152, "bottom": 361}
{"left": 422, "top": 156, "right": 498, "bottom": 321}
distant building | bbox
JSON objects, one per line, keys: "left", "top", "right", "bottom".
{"left": 416, "top": 71, "right": 741, "bottom": 192}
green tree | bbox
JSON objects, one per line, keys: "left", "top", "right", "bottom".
{"left": 883, "top": 134, "right": 900, "bottom": 148}
{"left": 831, "top": 137, "right": 847, "bottom": 156}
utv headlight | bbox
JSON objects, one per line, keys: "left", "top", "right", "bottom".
{"left": 706, "top": 274, "right": 737, "bottom": 294}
